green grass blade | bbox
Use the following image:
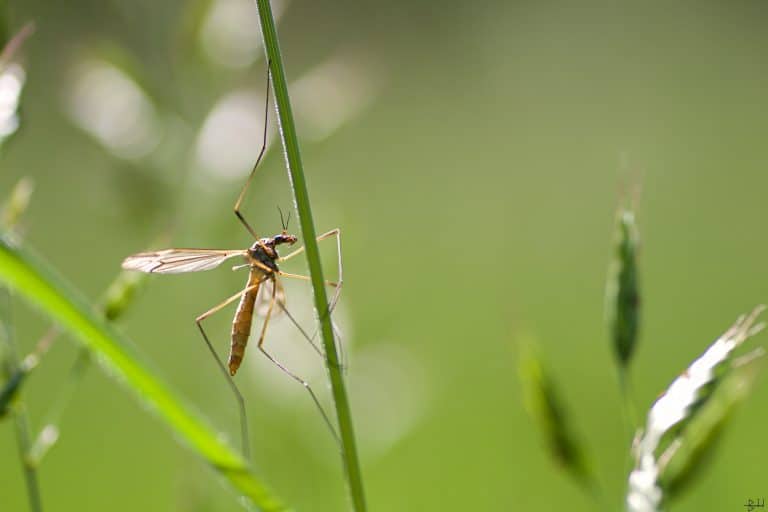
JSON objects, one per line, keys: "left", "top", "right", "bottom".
{"left": 253, "top": 1, "right": 367, "bottom": 510}
{"left": 0, "top": 237, "right": 289, "bottom": 512}
{"left": 26, "top": 269, "right": 147, "bottom": 466}
{"left": 2, "top": 174, "right": 42, "bottom": 511}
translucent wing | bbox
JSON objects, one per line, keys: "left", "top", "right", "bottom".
{"left": 122, "top": 249, "right": 247, "bottom": 274}
{"left": 256, "top": 277, "right": 286, "bottom": 316}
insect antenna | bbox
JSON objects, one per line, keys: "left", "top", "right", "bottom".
{"left": 277, "top": 205, "right": 291, "bottom": 233}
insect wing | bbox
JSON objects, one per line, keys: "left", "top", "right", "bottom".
{"left": 256, "top": 278, "right": 286, "bottom": 316}
{"left": 122, "top": 249, "right": 247, "bottom": 274}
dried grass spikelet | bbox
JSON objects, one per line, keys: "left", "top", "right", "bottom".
{"left": 627, "top": 307, "right": 765, "bottom": 512}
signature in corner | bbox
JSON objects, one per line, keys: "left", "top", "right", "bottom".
{"left": 745, "top": 498, "right": 765, "bottom": 511}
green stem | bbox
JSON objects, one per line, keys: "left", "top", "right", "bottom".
{"left": 618, "top": 368, "right": 638, "bottom": 430}
{"left": 1, "top": 290, "right": 43, "bottom": 512}
{"left": 14, "top": 403, "right": 43, "bottom": 512}
{"left": 252, "top": 2, "right": 367, "bottom": 510}
{"left": 28, "top": 348, "right": 91, "bottom": 466}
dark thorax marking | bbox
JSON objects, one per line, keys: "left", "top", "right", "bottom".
{"left": 248, "top": 233, "right": 297, "bottom": 273}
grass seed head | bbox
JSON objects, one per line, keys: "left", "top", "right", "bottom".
{"left": 518, "top": 340, "right": 594, "bottom": 487}
{"left": 607, "top": 208, "right": 640, "bottom": 368}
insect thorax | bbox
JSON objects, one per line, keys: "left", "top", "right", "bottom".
{"left": 248, "top": 241, "right": 279, "bottom": 272}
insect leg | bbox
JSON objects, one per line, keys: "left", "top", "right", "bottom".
{"left": 195, "top": 282, "right": 261, "bottom": 461}
{"left": 268, "top": 279, "right": 323, "bottom": 357}
{"left": 276, "top": 271, "right": 338, "bottom": 288}
{"left": 278, "top": 228, "right": 343, "bottom": 317}
{"left": 272, "top": 289, "right": 347, "bottom": 373}
{"left": 279, "top": 228, "right": 341, "bottom": 264}
{"left": 234, "top": 60, "right": 272, "bottom": 240}
{"left": 256, "top": 278, "right": 341, "bottom": 445}
{"left": 279, "top": 229, "right": 345, "bottom": 366}
{"left": 274, "top": 271, "right": 342, "bottom": 349}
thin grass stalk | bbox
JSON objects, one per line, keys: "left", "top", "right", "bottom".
{"left": 26, "top": 270, "right": 146, "bottom": 465}
{"left": 252, "top": 2, "right": 367, "bottom": 510}
{"left": 13, "top": 403, "right": 42, "bottom": 512}
{"left": 1, "top": 291, "right": 42, "bottom": 512}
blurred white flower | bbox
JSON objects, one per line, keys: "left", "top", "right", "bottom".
{"left": 200, "top": 0, "right": 288, "bottom": 69}
{"left": 66, "top": 59, "right": 160, "bottom": 159}
{"left": 195, "top": 89, "right": 272, "bottom": 180}
{"left": 291, "top": 54, "right": 378, "bottom": 142}
{"left": 0, "top": 63, "right": 25, "bottom": 141}
{"left": 195, "top": 49, "right": 380, "bottom": 179}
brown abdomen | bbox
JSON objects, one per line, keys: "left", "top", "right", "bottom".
{"left": 228, "top": 270, "right": 261, "bottom": 375}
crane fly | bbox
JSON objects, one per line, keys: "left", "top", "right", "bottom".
{"left": 120, "top": 61, "right": 343, "bottom": 459}
{"left": 121, "top": 225, "right": 341, "bottom": 375}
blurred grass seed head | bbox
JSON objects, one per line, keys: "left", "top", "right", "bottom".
{"left": 518, "top": 340, "right": 593, "bottom": 488}
{"left": 606, "top": 208, "right": 640, "bottom": 368}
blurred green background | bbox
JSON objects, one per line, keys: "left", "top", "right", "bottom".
{"left": 2, "top": 0, "right": 768, "bottom": 510}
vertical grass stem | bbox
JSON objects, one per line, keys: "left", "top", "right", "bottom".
{"left": 252, "top": 2, "right": 367, "bottom": 510}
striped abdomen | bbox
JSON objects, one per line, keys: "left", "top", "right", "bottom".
{"left": 228, "top": 270, "right": 261, "bottom": 375}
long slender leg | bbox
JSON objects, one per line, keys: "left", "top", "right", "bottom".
{"left": 271, "top": 289, "right": 347, "bottom": 373}
{"left": 256, "top": 279, "right": 341, "bottom": 371}
{"left": 330, "top": 319, "right": 347, "bottom": 374}
{"left": 278, "top": 229, "right": 345, "bottom": 368}
{"left": 279, "top": 228, "right": 341, "bottom": 265}
{"left": 267, "top": 278, "right": 323, "bottom": 357}
{"left": 269, "top": 279, "right": 346, "bottom": 372}
{"left": 233, "top": 60, "right": 272, "bottom": 240}
{"left": 195, "top": 282, "right": 262, "bottom": 460}
{"left": 278, "top": 228, "right": 343, "bottom": 317}
{"left": 250, "top": 260, "right": 335, "bottom": 292}
{"left": 276, "top": 271, "right": 338, "bottom": 287}
{"left": 256, "top": 279, "right": 340, "bottom": 444}
{"left": 275, "top": 270, "right": 343, "bottom": 365}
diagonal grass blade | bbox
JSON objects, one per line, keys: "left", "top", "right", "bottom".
{"left": 0, "top": 236, "right": 289, "bottom": 512}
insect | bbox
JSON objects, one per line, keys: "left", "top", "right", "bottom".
{"left": 120, "top": 62, "right": 343, "bottom": 458}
